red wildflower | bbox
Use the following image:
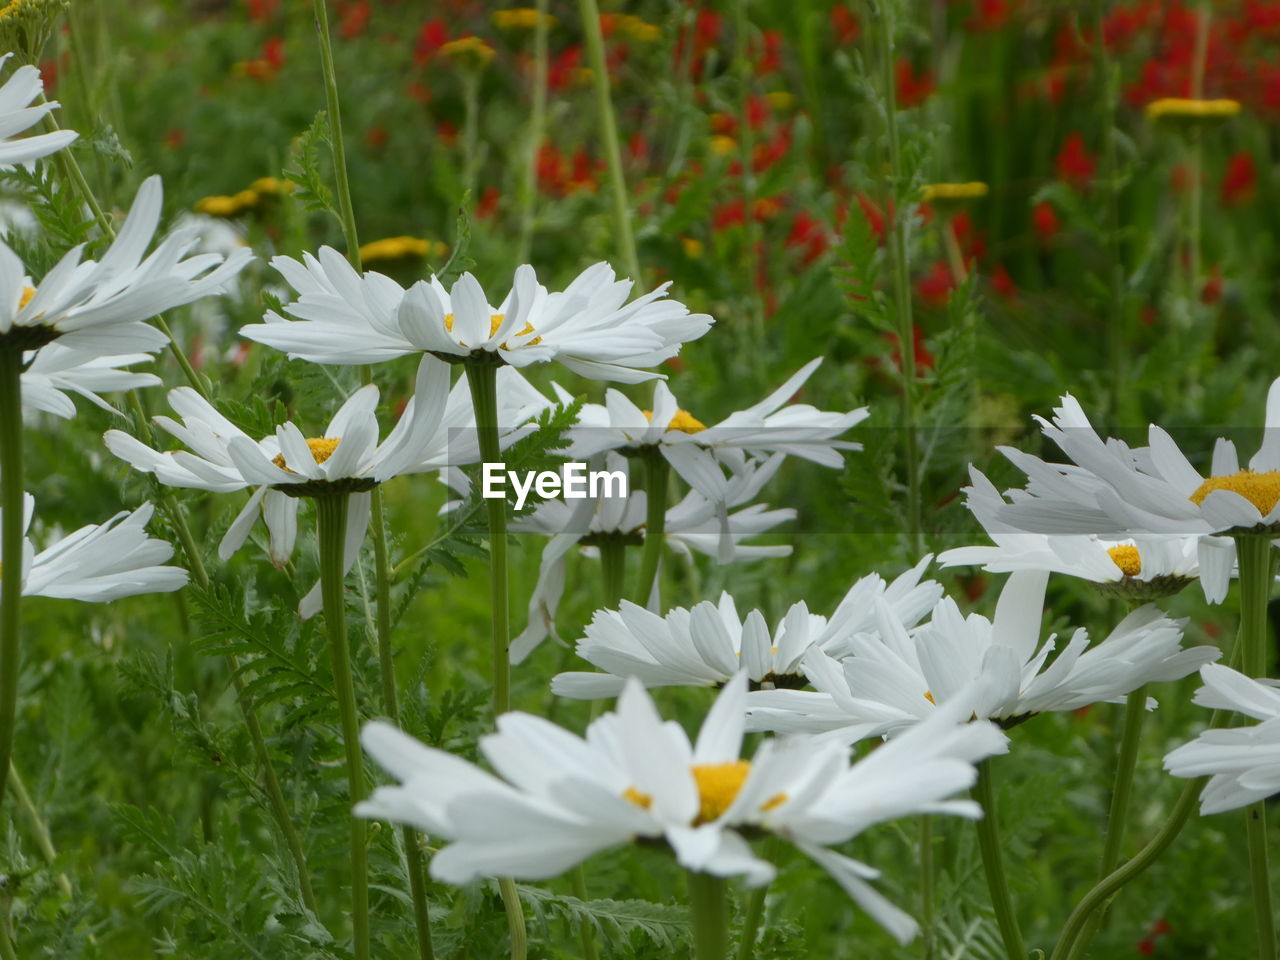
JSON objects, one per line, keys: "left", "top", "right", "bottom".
{"left": 263, "top": 36, "right": 285, "bottom": 71}
{"left": 548, "top": 46, "right": 585, "bottom": 91}
{"left": 896, "top": 59, "right": 935, "bottom": 108}
{"left": 476, "top": 186, "right": 500, "bottom": 220}
{"left": 1202, "top": 266, "right": 1224, "bottom": 304}
{"left": 436, "top": 120, "right": 458, "bottom": 147}
{"left": 366, "top": 125, "right": 387, "bottom": 152}
{"left": 1032, "top": 201, "right": 1060, "bottom": 241}
{"left": 787, "top": 211, "right": 829, "bottom": 264}
{"left": 415, "top": 19, "right": 449, "bottom": 66}
{"left": 990, "top": 263, "right": 1017, "bottom": 301}
{"left": 339, "top": 0, "right": 371, "bottom": 40}
{"left": 247, "top": 0, "right": 281, "bottom": 23}
{"left": 965, "top": 0, "right": 1013, "bottom": 32}
{"left": 916, "top": 261, "right": 955, "bottom": 307}
{"left": 746, "top": 94, "right": 769, "bottom": 130}
{"left": 951, "top": 210, "right": 985, "bottom": 262}
{"left": 1055, "top": 132, "right": 1095, "bottom": 187}
{"left": 830, "top": 4, "right": 860, "bottom": 45}
{"left": 1221, "top": 151, "right": 1257, "bottom": 206}
{"left": 755, "top": 29, "right": 784, "bottom": 75}
{"left": 164, "top": 128, "right": 185, "bottom": 150}
{"left": 851, "top": 192, "right": 887, "bottom": 243}
{"left": 884, "top": 324, "right": 935, "bottom": 373}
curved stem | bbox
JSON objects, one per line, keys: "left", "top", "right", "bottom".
{"left": 633, "top": 452, "right": 669, "bottom": 606}
{"left": 1066, "top": 686, "right": 1147, "bottom": 960}
{"left": 311, "top": 0, "right": 362, "bottom": 269}
{"left": 1235, "top": 534, "right": 1277, "bottom": 960}
{"left": 9, "top": 761, "right": 71, "bottom": 898}
{"left": 466, "top": 360, "right": 527, "bottom": 960}
{"left": 687, "top": 870, "right": 729, "bottom": 960}
{"left": 0, "top": 347, "right": 24, "bottom": 811}
{"left": 973, "top": 760, "right": 1026, "bottom": 960}
{"left": 576, "top": 0, "right": 642, "bottom": 284}
{"left": 316, "top": 492, "right": 370, "bottom": 960}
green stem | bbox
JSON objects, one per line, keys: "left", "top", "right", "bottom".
{"left": 687, "top": 870, "right": 729, "bottom": 960}
{"left": 569, "top": 865, "right": 601, "bottom": 960}
{"left": 462, "top": 70, "right": 481, "bottom": 207}
{"left": 1236, "top": 534, "right": 1276, "bottom": 960}
{"left": 466, "top": 360, "right": 527, "bottom": 960}
{"left": 973, "top": 760, "right": 1026, "bottom": 960}
{"left": 1066, "top": 686, "right": 1148, "bottom": 960}
{"left": 877, "top": 3, "right": 923, "bottom": 556}
{"left": 576, "top": 0, "right": 642, "bottom": 284}
{"left": 1050, "top": 635, "right": 1251, "bottom": 960}
{"left": 632, "top": 451, "right": 669, "bottom": 605}
{"left": 735, "top": 836, "right": 779, "bottom": 960}
{"left": 599, "top": 538, "right": 627, "bottom": 608}
{"left": 370, "top": 490, "right": 435, "bottom": 960}
{"left": 316, "top": 492, "right": 370, "bottom": 960}
{"left": 311, "top": 0, "right": 362, "bottom": 269}
{"left": 9, "top": 761, "right": 71, "bottom": 898}
{"left": 0, "top": 347, "right": 24, "bottom": 811}
{"left": 517, "top": 0, "right": 550, "bottom": 262}
{"left": 0, "top": 920, "right": 14, "bottom": 960}
{"left": 920, "top": 815, "right": 935, "bottom": 959}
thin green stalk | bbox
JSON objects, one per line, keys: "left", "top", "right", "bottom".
{"left": 517, "top": 0, "right": 551, "bottom": 262}
{"left": 919, "top": 815, "right": 935, "bottom": 959}
{"left": 1050, "top": 638, "right": 1251, "bottom": 960}
{"left": 735, "top": 837, "right": 780, "bottom": 960}
{"left": 462, "top": 70, "right": 482, "bottom": 207}
{"left": 1066, "top": 686, "right": 1148, "bottom": 960}
{"left": 466, "top": 360, "right": 527, "bottom": 960}
{"left": 973, "top": 760, "right": 1026, "bottom": 960}
{"left": 316, "top": 492, "right": 370, "bottom": 960}
{"left": 576, "top": 0, "right": 642, "bottom": 283}
{"left": 599, "top": 538, "right": 627, "bottom": 608}
{"left": 876, "top": 2, "right": 923, "bottom": 556}
{"left": 0, "top": 921, "right": 14, "bottom": 960}
{"left": 569, "top": 865, "right": 601, "bottom": 960}
{"left": 0, "top": 347, "right": 25, "bottom": 811}
{"left": 9, "top": 761, "right": 71, "bottom": 898}
{"left": 311, "top": 0, "right": 362, "bottom": 268}
{"left": 687, "top": 870, "right": 729, "bottom": 960}
{"left": 1235, "top": 534, "right": 1276, "bottom": 960}
{"left": 632, "top": 451, "right": 669, "bottom": 605}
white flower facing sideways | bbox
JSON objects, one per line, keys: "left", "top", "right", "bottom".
{"left": 0, "top": 55, "right": 78, "bottom": 166}
{"left": 509, "top": 453, "right": 797, "bottom": 663}
{"left": 550, "top": 556, "right": 941, "bottom": 698}
{"left": 22, "top": 342, "right": 161, "bottom": 418}
{"left": 0, "top": 175, "right": 251, "bottom": 358}
{"left": 939, "top": 467, "right": 1204, "bottom": 603}
{"left": 565, "top": 357, "right": 869, "bottom": 500}
{"left": 357, "top": 673, "right": 1009, "bottom": 945}
{"left": 103, "top": 356, "right": 485, "bottom": 616}
{"left": 8, "top": 494, "right": 187, "bottom": 601}
{"left": 991, "top": 382, "right": 1280, "bottom": 602}
{"left": 745, "top": 570, "right": 1221, "bottom": 740}
{"left": 1165, "top": 664, "right": 1280, "bottom": 814}
{"left": 240, "top": 251, "right": 713, "bottom": 383}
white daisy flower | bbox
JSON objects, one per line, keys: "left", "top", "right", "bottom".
{"left": 991, "top": 384, "right": 1280, "bottom": 602}
{"left": 356, "top": 673, "right": 1008, "bottom": 945}
{"left": 564, "top": 358, "right": 868, "bottom": 500}
{"left": 239, "top": 251, "right": 713, "bottom": 383}
{"left": 939, "top": 467, "right": 1204, "bottom": 602}
{"left": 746, "top": 570, "right": 1220, "bottom": 740}
{"left": 0, "top": 56, "right": 77, "bottom": 166}
{"left": 509, "top": 454, "right": 796, "bottom": 663}
{"left": 550, "top": 556, "right": 941, "bottom": 699}
{"left": 11, "top": 495, "right": 187, "bottom": 601}
{"left": 102, "top": 355, "right": 496, "bottom": 617}
{"left": 1165, "top": 664, "right": 1280, "bottom": 814}
{"left": 0, "top": 175, "right": 252, "bottom": 357}
{"left": 21, "top": 342, "right": 160, "bottom": 418}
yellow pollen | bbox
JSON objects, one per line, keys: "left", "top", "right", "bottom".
{"left": 641, "top": 409, "right": 707, "bottom": 434}
{"left": 691, "top": 760, "right": 751, "bottom": 825}
{"left": 272, "top": 437, "right": 340, "bottom": 472}
{"left": 1146, "top": 97, "right": 1242, "bottom": 122}
{"left": 760, "top": 792, "right": 788, "bottom": 813}
{"left": 442, "top": 311, "right": 539, "bottom": 345}
{"left": 622, "top": 786, "right": 652, "bottom": 810}
{"left": 18, "top": 286, "right": 34, "bottom": 310}
{"left": 1107, "top": 545, "right": 1142, "bottom": 578}
{"left": 924, "top": 691, "right": 937, "bottom": 705}
{"left": 1190, "top": 469, "right": 1280, "bottom": 517}
{"left": 920, "top": 182, "right": 989, "bottom": 203}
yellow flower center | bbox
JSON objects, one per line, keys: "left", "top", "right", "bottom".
{"left": 691, "top": 760, "right": 751, "bottom": 825}
{"left": 359, "top": 235, "right": 439, "bottom": 263}
{"left": 924, "top": 690, "right": 937, "bottom": 705}
{"left": 272, "top": 437, "right": 340, "bottom": 472}
{"left": 1107, "top": 545, "right": 1142, "bottom": 578}
{"left": 1146, "top": 97, "right": 1242, "bottom": 121}
{"left": 441, "top": 311, "right": 539, "bottom": 344}
{"left": 491, "top": 7, "right": 556, "bottom": 29}
{"left": 641, "top": 409, "right": 707, "bottom": 434}
{"left": 18, "top": 286, "right": 34, "bottom": 310}
{"left": 439, "top": 36, "right": 496, "bottom": 67}
{"left": 1190, "top": 470, "right": 1280, "bottom": 517}
{"left": 921, "top": 182, "right": 989, "bottom": 203}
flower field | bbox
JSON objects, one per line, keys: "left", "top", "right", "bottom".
{"left": 5, "top": 0, "right": 1280, "bottom": 958}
